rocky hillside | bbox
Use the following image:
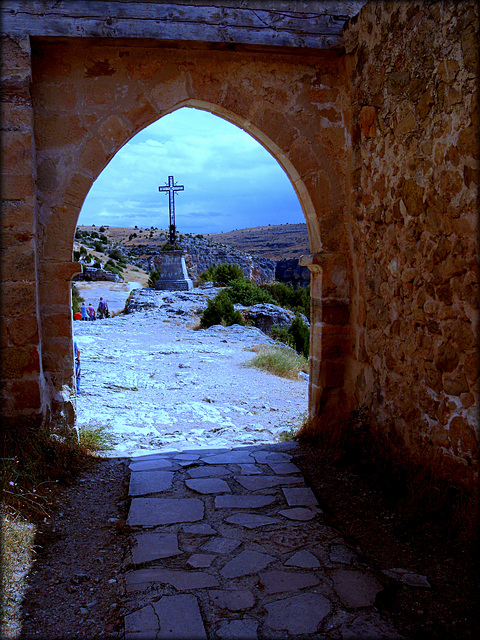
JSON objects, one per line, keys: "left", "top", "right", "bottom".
{"left": 75, "top": 225, "right": 310, "bottom": 286}
{"left": 205, "top": 223, "right": 309, "bottom": 261}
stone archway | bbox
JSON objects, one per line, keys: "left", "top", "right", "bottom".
{"left": 31, "top": 38, "right": 353, "bottom": 433}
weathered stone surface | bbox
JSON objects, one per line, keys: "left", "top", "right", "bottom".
{"left": 220, "top": 550, "right": 276, "bottom": 578}
{"left": 331, "top": 569, "right": 382, "bottom": 608}
{"left": 279, "top": 507, "right": 319, "bottom": 521}
{"left": 234, "top": 475, "right": 303, "bottom": 490}
{"left": 264, "top": 593, "right": 331, "bottom": 634}
{"left": 224, "top": 513, "right": 280, "bottom": 528}
{"left": 201, "top": 537, "right": 241, "bottom": 555}
{"left": 282, "top": 487, "right": 319, "bottom": 507}
{"left": 252, "top": 450, "right": 292, "bottom": 464}
{"left": 202, "top": 451, "right": 254, "bottom": 465}
{"left": 266, "top": 461, "right": 301, "bottom": 474}
{"left": 208, "top": 589, "right": 255, "bottom": 611}
{"left": 185, "top": 478, "right": 231, "bottom": 494}
{"left": 129, "top": 458, "right": 173, "bottom": 472}
{"left": 183, "top": 523, "right": 216, "bottom": 535}
{"left": 329, "top": 544, "right": 356, "bottom": 565}
{"left": 187, "top": 465, "right": 230, "bottom": 478}
{"left": 125, "top": 595, "right": 207, "bottom": 640}
{"left": 238, "top": 463, "right": 262, "bottom": 475}
{"left": 215, "top": 495, "right": 276, "bottom": 509}
{"left": 259, "top": 570, "right": 320, "bottom": 594}
{"left": 382, "top": 568, "right": 431, "bottom": 588}
{"left": 284, "top": 550, "right": 321, "bottom": 568}
{"left": 131, "top": 532, "right": 181, "bottom": 564}
{"left": 128, "top": 470, "right": 174, "bottom": 496}
{"left": 126, "top": 568, "right": 219, "bottom": 592}
{"left": 187, "top": 553, "right": 215, "bottom": 568}
{"left": 215, "top": 618, "right": 258, "bottom": 640}
{"left": 127, "top": 498, "right": 204, "bottom": 526}
{"left": 241, "top": 303, "right": 309, "bottom": 336}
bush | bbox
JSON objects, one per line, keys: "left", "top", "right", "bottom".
{"left": 226, "top": 278, "right": 275, "bottom": 306}
{"left": 262, "top": 282, "right": 310, "bottom": 320}
{"left": 198, "top": 263, "right": 244, "bottom": 286}
{"left": 200, "top": 290, "right": 244, "bottom": 329}
{"left": 287, "top": 313, "right": 310, "bottom": 357}
{"left": 93, "top": 241, "right": 104, "bottom": 253}
{"left": 71, "top": 284, "right": 84, "bottom": 314}
{"left": 73, "top": 250, "right": 81, "bottom": 262}
{"left": 104, "top": 264, "right": 123, "bottom": 279}
{"left": 79, "top": 245, "right": 87, "bottom": 256}
{"left": 148, "top": 268, "right": 161, "bottom": 288}
{"left": 99, "top": 226, "right": 106, "bottom": 232}
{"left": 93, "top": 260, "right": 102, "bottom": 269}
{"left": 99, "top": 234, "right": 108, "bottom": 243}
{"left": 108, "top": 248, "right": 123, "bottom": 261}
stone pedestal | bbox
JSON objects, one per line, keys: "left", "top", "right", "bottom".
{"left": 155, "top": 250, "right": 193, "bottom": 291}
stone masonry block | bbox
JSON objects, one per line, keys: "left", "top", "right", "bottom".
{"left": 9, "top": 379, "right": 42, "bottom": 410}
{"left": 41, "top": 313, "right": 72, "bottom": 339}
{"left": 1, "top": 345, "right": 41, "bottom": 378}
{"left": 0, "top": 201, "right": 35, "bottom": 234}
{"left": 320, "top": 360, "right": 345, "bottom": 389}
{"left": 0, "top": 102, "right": 33, "bottom": 131}
{"left": 1, "top": 281, "right": 37, "bottom": 317}
{"left": 0, "top": 173, "right": 34, "bottom": 200}
{"left": 7, "top": 315, "right": 39, "bottom": 347}
{"left": 1, "top": 240, "right": 36, "bottom": 281}
{"left": 1, "top": 131, "right": 34, "bottom": 174}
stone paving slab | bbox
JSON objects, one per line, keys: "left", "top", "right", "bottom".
{"left": 220, "top": 549, "right": 276, "bottom": 578}
{"left": 185, "top": 477, "right": 231, "bottom": 494}
{"left": 129, "top": 458, "right": 174, "bottom": 472}
{"left": 127, "top": 497, "right": 204, "bottom": 526}
{"left": 224, "top": 513, "right": 280, "bottom": 528}
{"left": 126, "top": 567, "right": 219, "bottom": 592}
{"left": 128, "top": 470, "right": 174, "bottom": 496}
{"left": 187, "top": 465, "right": 230, "bottom": 478}
{"left": 131, "top": 532, "right": 182, "bottom": 564}
{"left": 123, "top": 444, "right": 404, "bottom": 640}
{"left": 214, "top": 494, "right": 276, "bottom": 509}
{"left": 124, "top": 594, "right": 206, "bottom": 640}
{"left": 282, "top": 486, "right": 319, "bottom": 507}
{"left": 234, "top": 474, "right": 303, "bottom": 490}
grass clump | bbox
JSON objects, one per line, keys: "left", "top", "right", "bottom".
{"left": 243, "top": 345, "right": 308, "bottom": 379}
{"left": 77, "top": 422, "right": 117, "bottom": 453}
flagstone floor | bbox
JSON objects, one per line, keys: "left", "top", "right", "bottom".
{"left": 122, "top": 442, "right": 403, "bottom": 640}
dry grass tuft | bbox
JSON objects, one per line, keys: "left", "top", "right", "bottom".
{"left": 242, "top": 345, "right": 308, "bottom": 379}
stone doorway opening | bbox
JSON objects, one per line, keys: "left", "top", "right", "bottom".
{"left": 72, "top": 107, "right": 311, "bottom": 457}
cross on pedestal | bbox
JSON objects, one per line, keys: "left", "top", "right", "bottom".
{"left": 158, "top": 175, "right": 184, "bottom": 245}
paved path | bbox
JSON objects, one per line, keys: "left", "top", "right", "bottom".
{"left": 122, "top": 443, "right": 404, "bottom": 639}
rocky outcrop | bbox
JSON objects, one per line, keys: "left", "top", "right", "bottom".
{"left": 240, "top": 303, "right": 310, "bottom": 336}
{"left": 126, "top": 236, "right": 275, "bottom": 285}
{"left": 275, "top": 259, "right": 310, "bottom": 288}
{"left": 73, "top": 266, "right": 122, "bottom": 283}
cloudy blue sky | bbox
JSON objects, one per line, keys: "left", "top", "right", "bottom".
{"left": 78, "top": 107, "right": 305, "bottom": 233}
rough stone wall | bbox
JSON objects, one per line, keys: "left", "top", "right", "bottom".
{"left": 0, "top": 36, "right": 46, "bottom": 430}
{"left": 344, "top": 1, "right": 479, "bottom": 488}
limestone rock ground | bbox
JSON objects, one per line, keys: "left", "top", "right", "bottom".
{"left": 18, "top": 284, "right": 479, "bottom": 639}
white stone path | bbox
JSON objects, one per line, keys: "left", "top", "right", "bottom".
{"left": 123, "top": 443, "right": 404, "bottom": 640}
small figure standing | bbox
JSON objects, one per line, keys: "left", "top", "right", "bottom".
{"left": 97, "top": 296, "right": 109, "bottom": 319}
{"left": 80, "top": 301, "right": 88, "bottom": 321}
{"left": 87, "top": 303, "right": 96, "bottom": 321}
{"left": 73, "top": 339, "right": 81, "bottom": 394}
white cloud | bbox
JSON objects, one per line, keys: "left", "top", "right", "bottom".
{"left": 79, "top": 107, "right": 304, "bottom": 232}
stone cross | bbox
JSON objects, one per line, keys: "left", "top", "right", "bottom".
{"left": 158, "top": 175, "right": 184, "bottom": 245}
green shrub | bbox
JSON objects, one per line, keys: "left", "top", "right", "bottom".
{"left": 108, "top": 248, "right": 123, "bottom": 261}
{"left": 198, "top": 263, "right": 244, "bottom": 286}
{"left": 91, "top": 231, "right": 99, "bottom": 239}
{"left": 287, "top": 313, "right": 310, "bottom": 357}
{"left": 271, "top": 324, "right": 295, "bottom": 349}
{"left": 71, "top": 284, "right": 84, "bottom": 314}
{"left": 200, "top": 290, "right": 244, "bottom": 328}
{"left": 93, "top": 260, "right": 102, "bottom": 269}
{"left": 262, "top": 282, "right": 311, "bottom": 320}
{"left": 148, "top": 268, "right": 161, "bottom": 288}
{"left": 93, "top": 240, "right": 104, "bottom": 252}
{"left": 99, "top": 233, "right": 108, "bottom": 243}
{"left": 226, "top": 278, "right": 275, "bottom": 306}
{"left": 99, "top": 226, "right": 106, "bottom": 232}
{"left": 104, "top": 264, "right": 123, "bottom": 279}
{"left": 73, "top": 250, "right": 81, "bottom": 261}
{"left": 79, "top": 245, "right": 87, "bottom": 256}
